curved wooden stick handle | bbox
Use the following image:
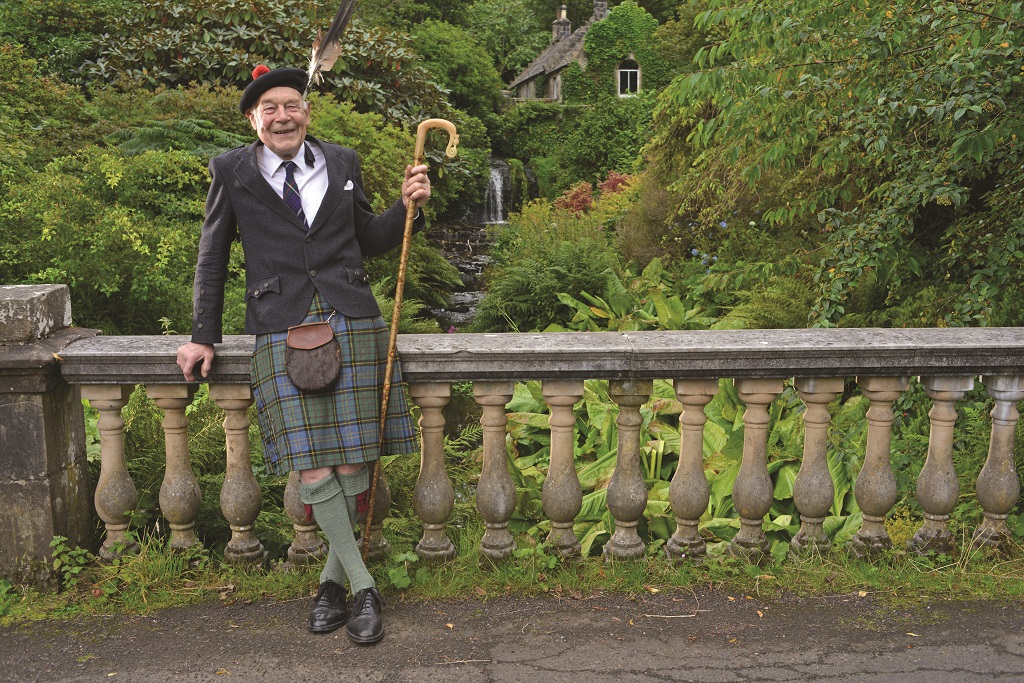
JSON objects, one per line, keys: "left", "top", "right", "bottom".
{"left": 413, "top": 118, "right": 460, "bottom": 165}
{"left": 362, "top": 119, "right": 459, "bottom": 561}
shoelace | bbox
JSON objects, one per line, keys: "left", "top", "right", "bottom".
{"left": 354, "top": 588, "right": 383, "bottom": 611}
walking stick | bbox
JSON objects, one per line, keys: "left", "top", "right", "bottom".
{"left": 362, "top": 119, "right": 459, "bottom": 561}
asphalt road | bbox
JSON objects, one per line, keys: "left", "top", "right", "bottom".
{"left": 3, "top": 590, "right": 1024, "bottom": 682}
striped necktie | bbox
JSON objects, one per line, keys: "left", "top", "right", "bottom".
{"left": 281, "top": 160, "right": 308, "bottom": 230}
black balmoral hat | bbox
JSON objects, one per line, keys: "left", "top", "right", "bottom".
{"left": 239, "top": 65, "right": 307, "bottom": 114}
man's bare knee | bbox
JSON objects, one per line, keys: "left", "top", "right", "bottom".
{"left": 334, "top": 463, "right": 366, "bottom": 475}
{"left": 299, "top": 467, "right": 336, "bottom": 484}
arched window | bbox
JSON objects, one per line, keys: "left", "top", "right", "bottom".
{"left": 547, "top": 74, "right": 562, "bottom": 101}
{"left": 617, "top": 59, "right": 640, "bottom": 97}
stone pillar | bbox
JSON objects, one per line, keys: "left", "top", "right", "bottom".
{"left": 82, "top": 384, "right": 138, "bottom": 560}
{"left": 849, "top": 376, "right": 908, "bottom": 557}
{"left": 909, "top": 375, "right": 974, "bottom": 554}
{"left": 209, "top": 384, "right": 265, "bottom": 564}
{"left": 791, "top": 377, "right": 844, "bottom": 553}
{"left": 666, "top": 379, "right": 718, "bottom": 561}
{"left": 542, "top": 379, "right": 585, "bottom": 557}
{"left": 730, "top": 378, "right": 785, "bottom": 560}
{"left": 474, "top": 381, "right": 516, "bottom": 563}
{"left": 973, "top": 375, "right": 1024, "bottom": 549}
{"left": 409, "top": 382, "right": 457, "bottom": 563}
{"left": 0, "top": 285, "right": 96, "bottom": 583}
{"left": 284, "top": 471, "right": 327, "bottom": 566}
{"left": 147, "top": 384, "right": 202, "bottom": 551}
{"left": 604, "top": 379, "right": 653, "bottom": 562}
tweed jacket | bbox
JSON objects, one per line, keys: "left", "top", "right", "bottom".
{"left": 190, "top": 137, "right": 423, "bottom": 344}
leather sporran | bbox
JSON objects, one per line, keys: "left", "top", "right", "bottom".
{"left": 285, "top": 320, "right": 341, "bottom": 392}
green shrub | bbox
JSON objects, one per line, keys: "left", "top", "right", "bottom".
{"left": 472, "top": 200, "right": 620, "bottom": 332}
{"left": 0, "top": 44, "right": 91, "bottom": 173}
{"left": 0, "top": 146, "right": 215, "bottom": 334}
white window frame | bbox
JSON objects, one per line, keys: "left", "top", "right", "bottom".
{"left": 617, "top": 59, "right": 640, "bottom": 97}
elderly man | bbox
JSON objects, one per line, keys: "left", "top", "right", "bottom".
{"left": 176, "top": 65, "right": 430, "bottom": 645}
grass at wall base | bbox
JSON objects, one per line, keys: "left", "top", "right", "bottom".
{"left": 5, "top": 375, "right": 1023, "bottom": 623}
{"left": 4, "top": 518, "right": 1023, "bottom": 625}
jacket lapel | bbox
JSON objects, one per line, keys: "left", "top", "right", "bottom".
{"left": 308, "top": 140, "right": 350, "bottom": 235}
{"left": 232, "top": 142, "right": 305, "bottom": 230}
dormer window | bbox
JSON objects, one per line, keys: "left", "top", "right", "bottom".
{"left": 617, "top": 59, "right": 640, "bottom": 97}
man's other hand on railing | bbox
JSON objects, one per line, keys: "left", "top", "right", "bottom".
{"left": 177, "top": 342, "right": 215, "bottom": 382}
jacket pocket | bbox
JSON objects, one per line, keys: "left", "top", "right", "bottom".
{"left": 245, "top": 275, "right": 280, "bottom": 301}
{"left": 345, "top": 267, "right": 370, "bottom": 285}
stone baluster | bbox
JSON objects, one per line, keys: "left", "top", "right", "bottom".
{"left": 666, "top": 379, "right": 718, "bottom": 561}
{"left": 543, "top": 380, "right": 585, "bottom": 557}
{"left": 974, "top": 375, "right": 1024, "bottom": 549}
{"left": 791, "top": 377, "right": 844, "bottom": 553}
{"left": 284, "top": 471, "right": 327, "bottom": 566}
{"left": 474, "top": 381, "right": 516, "bottom": 563}
{"left": 409, "top": 382, "right": 457, "bottom": 563}
{"left": 907, "top": 376, "right": 974, "bottom": 554}
{"left": 81, "top": 385, "right": 138, "bottom": 559}
{"left": 147, "top": 385, "right": 202, "bottom": 550}
{"left": 730, "top": 378, "right": 785, "bottom": 560}
{"left": 604, "top": 380, "right": 653, "bottom": 562}
{"left": 363, "top": 459, "right": 392, "bottom": 560}
{"left": 209, "top": 384, "right": 265, "bottom": 564}
{"left": 849, "top": 376, "right": 909, "bottom": 557}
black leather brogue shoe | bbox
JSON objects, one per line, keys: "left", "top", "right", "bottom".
{"left": 308, "top": 580, "right": 348, "bottom": 633}
{"left": 346, "top": 586, "right": 384, "bottom": 644}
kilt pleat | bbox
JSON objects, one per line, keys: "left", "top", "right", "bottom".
{"left": 251, "top": 290, "right": 418, "bottom": 475}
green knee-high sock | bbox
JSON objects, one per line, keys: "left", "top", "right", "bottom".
{"left": 299, "top": 474, "right": 374, "bottom": 594}
{"left": 318, "top": 476, "right": 363, "bottom": 587}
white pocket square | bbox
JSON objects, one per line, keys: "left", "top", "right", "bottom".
{"left": 343, "top": 180, "right": 354, "bottom": 190}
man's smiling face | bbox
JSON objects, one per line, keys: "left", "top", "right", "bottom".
{"left": 247, "top": 86, "right": 309, "bottom": 160}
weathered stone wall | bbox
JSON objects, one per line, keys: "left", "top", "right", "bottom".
{"left": 0, "top": 285, "right": 97, "bottom": 585}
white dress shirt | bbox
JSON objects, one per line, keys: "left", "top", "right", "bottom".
{"left": 256, "top": 140, "right": 328, "bottom": 226}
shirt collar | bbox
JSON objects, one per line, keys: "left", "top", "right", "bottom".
{"left": 257, "top": 141, "right": 317, "bottom": 177}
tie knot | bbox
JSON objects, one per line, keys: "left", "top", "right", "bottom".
{"left": 283, "top": 160, "right": 298, "bottom": 175}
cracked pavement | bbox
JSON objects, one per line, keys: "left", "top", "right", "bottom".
{"left": 3, "top": 590, "right": 1024, "bottom": 682}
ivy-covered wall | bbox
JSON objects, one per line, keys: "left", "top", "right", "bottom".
{"left": 563, "top": 0, "right": 666, "bottom": 103}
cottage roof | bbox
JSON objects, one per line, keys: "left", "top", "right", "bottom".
{"left": 509, "top": 16, "right": 598, "bottom": 90}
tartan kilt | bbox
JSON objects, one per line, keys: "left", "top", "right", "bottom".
{"left": 251, "top": 291, "right": 418, "bottom": 475}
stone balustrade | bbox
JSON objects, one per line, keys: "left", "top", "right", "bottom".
{"left": 48, "top": 326, "right": 1024, "bottom": 570}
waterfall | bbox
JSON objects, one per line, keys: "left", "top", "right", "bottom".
{"left": 478, "top": 158, "right": 512, "bottom": 225}
{"left": 483, "top": 164, "right": 506, "bottom": 224}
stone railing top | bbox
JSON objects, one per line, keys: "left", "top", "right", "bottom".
{"left": 57, "top": 328, "right": 1024, "bottom": 385}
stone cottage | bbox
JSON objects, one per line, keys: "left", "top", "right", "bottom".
{"left": 511, "top": 1, "right": 645, "bottom": 102}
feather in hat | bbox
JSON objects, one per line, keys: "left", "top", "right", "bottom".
{"left": 304, "top": 0, "right": 357, "bottom": 98}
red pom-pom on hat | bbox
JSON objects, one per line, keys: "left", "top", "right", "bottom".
{"left": 252, "top": 64, "right": 271, "bottom": 79}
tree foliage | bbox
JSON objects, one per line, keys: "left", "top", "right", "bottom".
{"left": 653, "top": 0, "right": 1024, "bottom": 327}
{"left": 464, "top": 0, "right": 551, "bottom": 82}
{"left": 0, "top": 0, "right": 131, "bottom": 76}
{"left": 354, "top": 0, "right": 467, "bottom": 30}
{"left": 411, "top": 21, "right": 507, "bottom": 121}
{"left": 80, "top": 0, "right": 450, "bottom": 125}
